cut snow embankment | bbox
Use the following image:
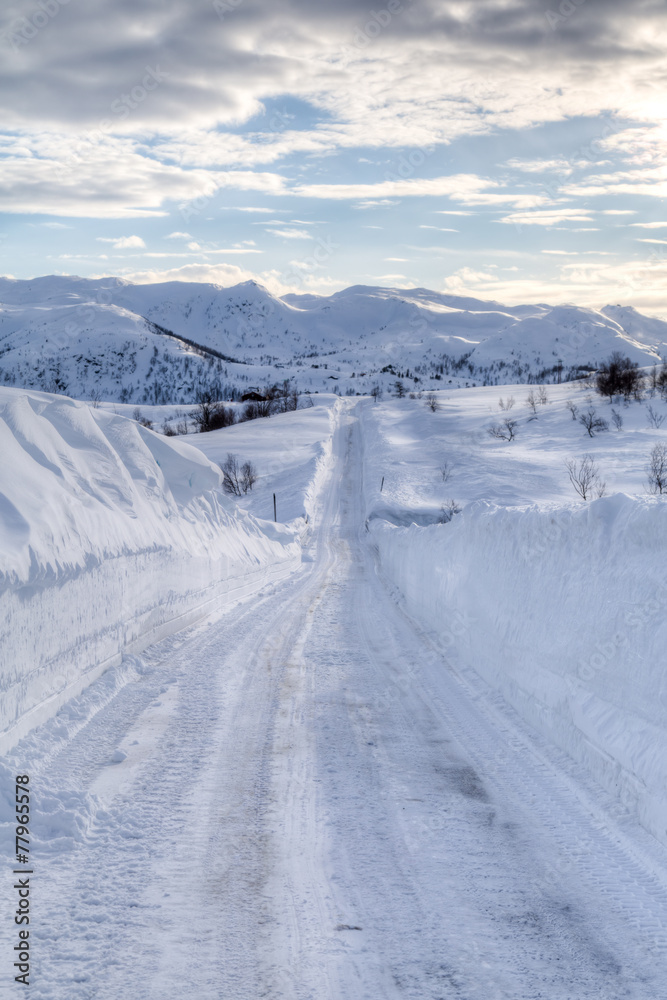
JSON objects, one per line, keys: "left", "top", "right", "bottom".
{"left": 370, "top": 495, "right": 667, "bottom": 846}
{"left": 0, "top": 389, "right": 301, "bottom": 751}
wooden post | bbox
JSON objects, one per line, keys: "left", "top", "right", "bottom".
{"left": 273, "top": 493, "right": 277, "bottom": 522}
{"left": 380, "top": 476, "right": 384, "bottom": 492}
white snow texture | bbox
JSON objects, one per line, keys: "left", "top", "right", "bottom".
{"left": 370, "top": 493, "right": 667, "bottom": 846}
{"left": 0, "top": 387, "right": 300, "bottom": 749}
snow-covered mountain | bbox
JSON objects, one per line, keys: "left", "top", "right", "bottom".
{"left": 1, "top": 274, "right": 667, "bottom": 403}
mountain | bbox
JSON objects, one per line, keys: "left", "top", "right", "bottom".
{"left": 1, "top": 275, "right": 666, "bottom": 403}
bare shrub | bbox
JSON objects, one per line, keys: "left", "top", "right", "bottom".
{"left": 440, "top": 461, "right": 452, "bottom": 483}
{"left": 566, "top": 401, "right": 579, "bottom": 421}
{"left": 646, "top": 404, "right": 666, "bottom": 429}
{"left": 221, "top": 454, "right": 257, "bottom": 495}
{"left": 538, "top": 386, "right": 549, "bottom": 405}
{"left": 647, "top": 443, "right": 667, "bottom": 494}
{"left": 208, "top": 405, "right": 236, "bottom": 430}
{"left": 610, "top": 408, "right": 623, "bottom": 431}
{"left": 579, "top": 406, "right": 608, "bottom": 438}
{"left": 425, "top": 393, "right": 439, "bottom": 412}
{"left": 596, "top": 352, "right": 643, "bottom": 401}
{"left": 498, "top": 396, "right": 515, "bottom": 411}
{"left": 439, "top": 499, "right": 462, "bottom": 523}
{"left": 526, "top": 391, "right": 538, "bottom": 415}
{"left": 565, "top": 455, "right": 606, "bottom": 500}
{"left": 489, "top": 418, "right": 518, "bottom": 441}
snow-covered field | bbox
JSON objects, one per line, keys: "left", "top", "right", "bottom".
{"left": 364, "top": 385, "right": 667, "bottom": 844}
{"left": 3, "top": 375, "right": 667, "bottom": 997}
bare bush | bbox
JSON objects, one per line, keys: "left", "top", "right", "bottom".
{"left": 610, "top": 408, "right": 623, "bottom": 431}
{"left": 498, "top": 396, "right": 515, "bottom": 411}
{"left": 596, "top": 352, "right": 643, "bottom": 401}
{"left": 565, "top": 455, "right": 606, "bottom": 500}
{"left": 440, "top": 461, "right": 452, "bottom": 483}
{"left": 162, "top": 419, "right": 177, "bottom": 437}
{"left": 566, "top": 401, "right": 579, "bottom": 421}
{"left": 221, "top": 454, "right": 257, "bottom": 496}
{"left": 489, "top": 418, "right": 518, "bottom": 441}
{"left": 439, "top": 499, "right": 462, "bottom": 523}
{"left": 538, "top": 386, "right": 549, "bottom": 405}
{"left": 425, "top": 393, "right": 439, "bottom": 412}
{"left": 647, "top": 443, "right": 667, "bottom": 494}
{"left": 579, "top": 406, "right": 608, "bottom": 438}
{"left": 646, "top": 404, "right": 666, "bottom": 429}
{"left": 132, "top": 407, "right": 153, "bottom": 429}
{"left": 526, "top": 391, "right": 538, "bottom": 416}
{"left": 208, "top": 405, "right": 237, "bottom": 430}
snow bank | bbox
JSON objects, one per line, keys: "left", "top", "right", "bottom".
{"left": 370, "top": 494, "right": 667, "bottom": 845}
{"left": 0, "top": 389, "right": 300, "bottom": 749}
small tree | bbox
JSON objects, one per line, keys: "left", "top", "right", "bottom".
{"left": 241, "top": 460, "right": 258, "bottom": 493}
{"left": 658, "top": 363, "right": 667, "bottom": 400}
{"left": 566, "top": 455, "right": 606, "bottom": 500}
{"left": 209, "top": 405, "right": 236, "bottom": 430}
{"left": 566, "top": 401, "right": 579, "bottom": 421}
{"left": 370, "top": 384, "right": 382, "bottom": 403}
{"left": 610, "top": 408, "right": 623, "bottom": 431}
{"left": 646, "top": 404, "right": 665, "bottom": 429}
{"left": 440, "top": 461, "right": 452, "bottom": 483}
{"left": 538, "top": 386, "right": 549, "bottom": 405}
{"left": 439, "top": 499, "right": 462, "bottom": 523}
{"left": 394, "top": 380, "right": 406, "bottom": 398}
{"left": 425, "top": 393, "right": 439, "bottom": 412}
{"left": 526, "top": 391, "right": 538, "bottom": 416}
{"left": 221, "top": 454, "right": 257, "bottom": 495}
{"left": 498, "top": 396, "right": 515, "bottom": 411}
{"left": 489, "top": 418, "right": 518, "bottom": 441}
{"left": 647, "top": 443, "right": 667, "bottom": 494}
{"left": 579, "top": 406, "right": 608, "bottom": 438}
{"left": 596, "top": 352, "right": 643, "bottom": 401}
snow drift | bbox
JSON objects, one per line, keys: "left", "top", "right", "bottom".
{"left": 370, "top": 494, "right": 667, "bottom": 846}
{"left": 0, "top": 388, "right": 300, "bottom": 750}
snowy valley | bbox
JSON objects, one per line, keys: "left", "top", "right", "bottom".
{"left": 2, "top": 285, "right": 667, "bottom": 997}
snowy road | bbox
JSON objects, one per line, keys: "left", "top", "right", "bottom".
{"left": 11, "top": 402, "right": 667, "bottom": 999}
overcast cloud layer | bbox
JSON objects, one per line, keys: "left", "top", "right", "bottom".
{"left": 2, "top": 0, "right": 667, "bottom": 311}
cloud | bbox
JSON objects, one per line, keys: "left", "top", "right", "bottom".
{"left": 293, "top": 174, "right": 542, "bottom": 207}
{"left": 630, "top": 222, "right": 667, "bottom": 229}
{"left": 165, "top": 231, "right": 192, "bottom": 239}
{"left": 442, "top": 254, "right": 667, "bottom": 317}
{"left": 496, "top": 207, "right": 594, "bottom": 227}
{"left": 96, "top": 234, "right": 146, "bottom": 248}
{"left": 265, "top": 228, "right": 312, "bottom": 239}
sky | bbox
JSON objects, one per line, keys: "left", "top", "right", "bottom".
{"left": 1, "top": 0, "right": 667, "bottom": 314}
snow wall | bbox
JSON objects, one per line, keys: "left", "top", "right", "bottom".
{"left": 370, "top": 494, "right": 667, "bottom": 845}
{"left": 0, "top": 390, "right": 301, "bottom": 751}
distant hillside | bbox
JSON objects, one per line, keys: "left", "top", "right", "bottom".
{"left": 1, "top": 275, "right": 666, "bottom": 403}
